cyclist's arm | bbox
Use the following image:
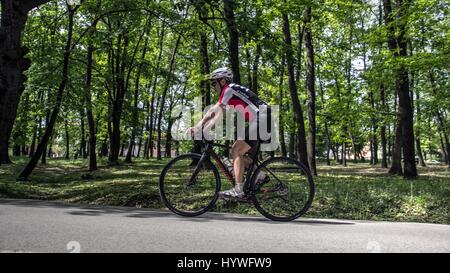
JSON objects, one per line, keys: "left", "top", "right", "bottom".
{"left": 203, "top": 103, "right": 224, "bottom": 130}
{"left": 191, "top": 102, "right": 223, "bottom": 131}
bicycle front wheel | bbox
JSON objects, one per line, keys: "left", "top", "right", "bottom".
{"left": 159, "top": 153, "right": 221, "bottom": 217}
{"left": 251, "top": 157, "right": 315, "bottom": 221}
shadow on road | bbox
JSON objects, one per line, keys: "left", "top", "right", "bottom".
{"left": 0, "top": 198, "right": 356, "bottom": 226}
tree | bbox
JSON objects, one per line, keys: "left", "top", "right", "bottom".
{"left": 384, "top": 0, "right": 417, "bottom": 178}
{"left": 304, "top": 6, "right": 317, "bottom": 175}
{"left": 282, "top": 11, "right": 309, "bottom": 169}
{"left": 156, "top": 32, "right": 182, "bottom": 159}
{"left": 19, "top": 2, "right": 79, "bottom": 179}
{"left": 125, "top": 32, "right": 149, "bottom": 163}
{"left": 83, "top": 0, "right": 101, "bottom": 171}
{"left": 0, "top": 0, "right": 52, "bottom": 164}
{"left": 224, "top": 0, "right": 241, "bottom": 84}
{"left": 1, "top": 0, "right": 446, "bottom": 179}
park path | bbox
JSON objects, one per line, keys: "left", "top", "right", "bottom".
{"left": 1, "top": 198, "right": 449, "bottom": 253}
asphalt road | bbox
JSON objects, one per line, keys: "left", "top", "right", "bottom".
{"left": 0, "top": 198, "right": 449, "bottom": 253}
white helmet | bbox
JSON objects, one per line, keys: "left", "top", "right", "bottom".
{"left": 210, "top": 67, "right": 233, "bottom": 81}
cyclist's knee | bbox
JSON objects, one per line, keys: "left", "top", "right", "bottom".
{"left": 231, "top": 146, "right": 239, "bottom": 160}
{"left": 232, "top": 141, "right": 243, "bottom": 159}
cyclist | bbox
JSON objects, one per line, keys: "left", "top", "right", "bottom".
{"left": 188, "top": 67, "right": 271, "bottom": 198}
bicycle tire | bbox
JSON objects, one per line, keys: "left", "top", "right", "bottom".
{"left": 159, "top": 153, "right": 221, "bottom": 217}
{"left": 251, "top": 157, "right": 315, "bottom": 221}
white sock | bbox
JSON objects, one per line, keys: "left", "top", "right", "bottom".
{"left": 235, "top": 183, "right": 244, "bottom": 193}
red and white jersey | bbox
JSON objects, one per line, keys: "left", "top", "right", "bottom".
{"left": 218, "top": 83, "right": 268, "bottom": 121}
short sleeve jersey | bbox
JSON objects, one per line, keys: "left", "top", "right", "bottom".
{"left": 218, "top": 83, "right": 267, "bottom": 121}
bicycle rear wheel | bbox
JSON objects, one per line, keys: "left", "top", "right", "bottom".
{"left": 159, "top": 153, "right": 220, "bottom": 217}
{"left": 251, "top": 157, "right": 315, "bottom": 221}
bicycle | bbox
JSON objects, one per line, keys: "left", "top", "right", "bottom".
{"left": 159, "top": 139, "right": 315, "bottom": 221}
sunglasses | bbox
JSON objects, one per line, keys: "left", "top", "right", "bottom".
{"left": 211, "top": 81, "right": 218, "bottom": 87}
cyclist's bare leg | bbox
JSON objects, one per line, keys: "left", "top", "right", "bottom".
{"left": 231, "top": 140, "right": 252, "bottom": 185}
{"left": 218, "top": 140, "right": 251, "bottom": 198}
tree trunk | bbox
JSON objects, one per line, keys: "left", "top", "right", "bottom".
{"left": 413, "top": 73, "right": 426, "bottom": 167}
{"left": 245, "top": 37, "right": 252, "bottom": 90}
{"left": 288, "top": 132, "right": 295, "bottom": 159}
{"left": 21, "top": 145, "right": 27, "bottom": 156}
{"left": 165, "top": 114, "right": 173, "bottom": 158}
{"left": 380, "top": 84, "right": 388, "bottom": 168}
{"left": 12, "top": 145, "right": 20, "bottom": 157}
{"left": 125, "top": 36, "right": 148, "bottom": 163}
{"left": 47, "top": 138, "right": 52, "bottom": 159}
{"left": 224, "top": 0, "right": 241, "bottom": 84}
{"left": 390, "top": 124, "right": 404, "bottom": 174}
{"left": 108, "top": 31, "right": 129, "bottom": 164}
{"left": 304, "top": 6, "right": 316, "bottom": 175}
{"left": 0, "top": 0, "right": 51, "bottom": 164}
{"left": 437, "top": 131, "right": 447, "bottom": 163}
{"left": 223, "top": 0, "right": 240, "bottom": 157}
{"left": 137, "top": 129, "right": 143, "bottom": 158}
{"left": 193, "top": 4, "right": 212, "bottom": 157}
{"left": 369, "top": 89, "right": 379, "bottom": 165}
{"left": 151, "top": 95, "right": 161, "bottom": 158}
{"left": 296, "top": 23, "right": 305, "bottom": 84}
{"left": 384, "top": 0, "right": 417, "bottom": 178}
{"left": 40, "top": 97, "right": 51, "bottom": 164}
{"left": 80, "top": 115, "right": 86, "bottom": 158}
{"left": 146, "top": 23, "right": 165, "bottom": 159}
{"left": 157, "top": 35, "right": 182, "bottom": 159}
{"left": 143, "top": 99, "right": 150, "bottom": 159}
{"left": 19, "top": 4, "right": 77, "bottom": 179}
{"left": 429, "top": 71, "right": 450, "bottom": 167}
{"left": 342, "top": 142, "right": 347, "bottom": 167}
{"left": 318, "top": 68, "right": 332, "bottom": 166}
{"left": 29, "top": 124, "right": 37, "bottom": 157}
{"left": 252, "top": 43, "right": 262, "bottom": 95}
{"left": 119, "top": 144, "right": 125, "bottom": 157}
{"left": 415, "top": 130, "right": 426, "bottom": 167}
{"left": 350, "top": 134, "right": 357, "bottom": 163}
{"left": 396, "top": 0, "right": 417, "bottom": 178}
{"left": 85, "top": 41, "right": 97, "bottom": 171}
{"left": 100, "top": 136, "right": 108, "bottom": 157}
{"left": 334, "top": 145, "right": 340, "bottom": 163}
{"left": 108, "top": 14, "right": 148, "bottom": 164}
{"left": 278, "top": 57, "right": 287, "bottom": 157}
{"left": 377, "top": 0, "right": 388, "bottom": 168}
{"left": 282, "top": 12, "right": 309, "bottom": 169}
{"left": 436, "top": 111, "right": 450, "bottom": 167}
{"left": 65, "top": 120, "right": 70, "bottom": 159}
{"left": 199, "top": 27, "right": 211, "bottom": 106}
{"left": 389, "top": 95, "right": 403, "bottom": 175}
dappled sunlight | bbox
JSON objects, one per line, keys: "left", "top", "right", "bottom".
{"left": 1, "top": 159, "right": 449, "bottom": 223}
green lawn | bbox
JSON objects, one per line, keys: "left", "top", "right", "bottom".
{"left": 0, "top": 156, "right": 449, "bottom": 224}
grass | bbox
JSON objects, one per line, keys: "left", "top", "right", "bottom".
{"left": 0, "top": 156, "right": 449, "bottom": 224}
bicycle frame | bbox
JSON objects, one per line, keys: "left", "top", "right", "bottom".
{"left": 191, "top": 140, "right": 261, "bottom": 193}
{"left": 160, "top": 139, "right": 315, "bottom": 221}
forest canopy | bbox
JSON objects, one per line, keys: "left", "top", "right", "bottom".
{"left": 0, "top": 0, "right": 448, "bottom": 180}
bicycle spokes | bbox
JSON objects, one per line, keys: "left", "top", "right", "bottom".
{"left": 251, "top": 157, "right": 315, "bottom": 221}
{"left": 159, "top": 154, "right": 220, "bottom": 216}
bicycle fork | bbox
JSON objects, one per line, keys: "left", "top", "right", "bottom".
{"left": 186, "top": 154, "right": 209, "bottom": 188}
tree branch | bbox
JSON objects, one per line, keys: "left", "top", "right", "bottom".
{"left": 22, "top": 0, "right": 52, "bottom": 12}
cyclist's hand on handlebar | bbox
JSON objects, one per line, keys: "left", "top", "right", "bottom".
{"left": 185, "top": 127, "right": 194, "bottom": 138}
{"left": 186, "top": 126, "right": 200, "bottom": 138}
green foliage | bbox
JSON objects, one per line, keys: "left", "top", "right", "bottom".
{"left": 7, "top": 0, "right": 449, "bottom": 176}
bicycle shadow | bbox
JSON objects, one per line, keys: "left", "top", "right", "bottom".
{"left": 0, "top": 198, "right": 356, "bottom": 226}
{"left": 170, "top": 212, "right": 356, "bottom": 225}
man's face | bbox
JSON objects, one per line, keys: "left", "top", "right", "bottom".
{"left": 211, "top": 78, "right": 223, "bottom": 93}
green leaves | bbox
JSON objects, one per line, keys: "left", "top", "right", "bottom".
{"left": 9, "top": 0, "right": 447, "bottom": 167}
